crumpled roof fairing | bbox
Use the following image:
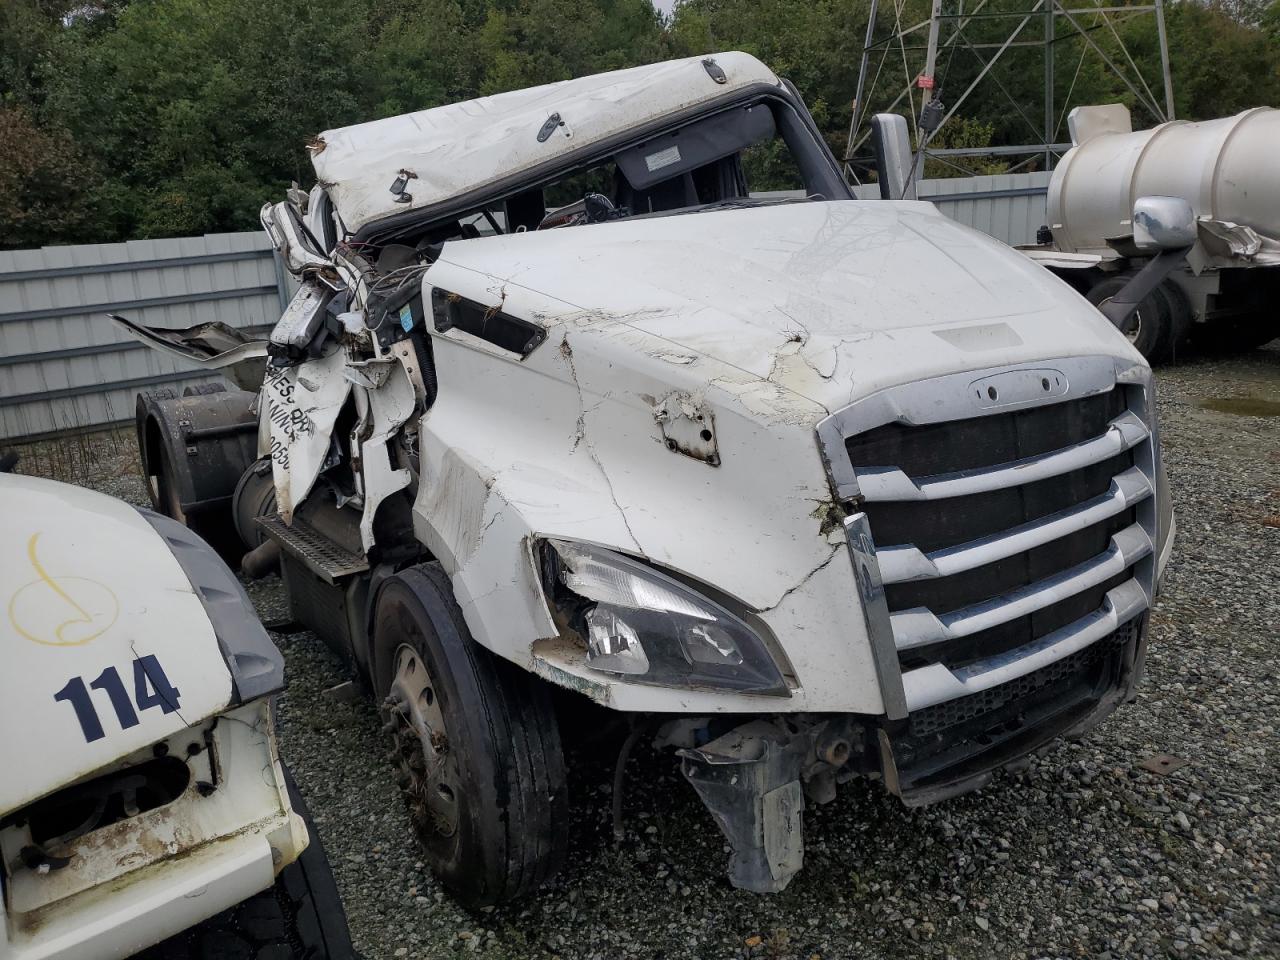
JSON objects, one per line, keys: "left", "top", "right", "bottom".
{"left": 310, "top": 52, "right": 782, "bottom": 234}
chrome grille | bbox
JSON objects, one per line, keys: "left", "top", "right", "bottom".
{"left": 818, "top": 357, "right": 1157, "bottom": 719}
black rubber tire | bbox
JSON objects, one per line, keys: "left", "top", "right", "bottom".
{"left": 132, "top": 767, "right": 355, "bottom": 960}
{"left": 1210, "top": 316, "right": 1278, "bottom": 353}
{"left": 372, "top": 564, "right": 568, "bottom": 908}
{"left": 1086, "top": 274, "right": 1173, "bottom": 362}
{"left": 1154, "top": 280, "right": 1193, "bottom": 363}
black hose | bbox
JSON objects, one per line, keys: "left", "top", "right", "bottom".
{"left": 612, "top": 724, "right": 646, "bottom": 846}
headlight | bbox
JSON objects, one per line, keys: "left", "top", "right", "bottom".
{"left": 541, "top": 539, "right": 789, "bottom": 696}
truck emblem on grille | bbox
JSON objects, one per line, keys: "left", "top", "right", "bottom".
{"left": 969, "top": 368, "right": 1068, "bottom": 409}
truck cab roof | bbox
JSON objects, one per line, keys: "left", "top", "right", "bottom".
{"left": 311, "top": 52, "right": 783, "bottom": 235}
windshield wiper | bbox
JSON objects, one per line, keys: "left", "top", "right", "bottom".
{"left": 672, "top": 193, "right": 827, "bottom": 216}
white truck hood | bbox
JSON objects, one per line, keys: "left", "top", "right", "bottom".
{"left": 0, "top": 476, "right": 235, "bottom": 813}
{"left": 434, "top": 199, "right": 1141, "bottom": 412}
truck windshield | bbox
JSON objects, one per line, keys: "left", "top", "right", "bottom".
{"left": 525, "top": 97, "right": 828, "bottom": 230}
{"left": 387, "top": 94, "right": 845, "bottom": 253}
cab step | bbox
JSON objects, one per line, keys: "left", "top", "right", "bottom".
{"left": 256, "top": 513, "right": 369, "bottom": 583}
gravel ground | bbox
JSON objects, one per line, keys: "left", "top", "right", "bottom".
{"left": 13, "top": 345, "right": 1278, "bottom": 960}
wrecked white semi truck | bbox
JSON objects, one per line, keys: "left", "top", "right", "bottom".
{"left": 117, "top": 52, "right": 1175, "bottom": 902}
{"left": 1023, "top": 103, "right": 1280, "bottom": 361}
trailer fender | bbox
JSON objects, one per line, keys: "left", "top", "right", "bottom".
{"left": 135, "top": 385, "right": 259, "bottom": 553}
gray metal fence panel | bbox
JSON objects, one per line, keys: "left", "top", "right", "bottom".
{"left": 851, "top": 170, "right": 1051, "bottom": 246}
{"left": 0, "top": 174, "right": 1051, "bottom": 441}
{"left": 0, "top": 233, "right": 288, "bottom": 440}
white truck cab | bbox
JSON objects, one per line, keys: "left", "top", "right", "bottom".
{"left": 117, "top": 52, "right": 1174, "bottom": 901}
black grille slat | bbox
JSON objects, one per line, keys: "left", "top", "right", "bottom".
{"left": 884, "top": 507, "right": 1135, "bottom": 616}
{"left": 845, "top": 389, "right": 1125, "bottom": 479}
{"left": 863, "top": 450, "right": 1133, "bottom": 555}
{"left": 840, "top": 383, "right": 1150, "bottom": 686}
{"left": 898, "top": 567, "right": 1132, "bottom": 671}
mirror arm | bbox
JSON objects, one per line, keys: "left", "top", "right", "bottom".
{"left": 1099, "top": 246, "right": 1192, "bottom": 328}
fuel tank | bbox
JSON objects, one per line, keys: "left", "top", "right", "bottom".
{"left": 1047, "top": 104, "right": 1280, "bottom": 256}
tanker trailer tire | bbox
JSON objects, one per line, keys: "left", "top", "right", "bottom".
{"left": 372, "top": 564, "right": 569, "bottom": 908}
{"left": 1086, "top": 274, "right": 1173, "bottom": 363}
{"left": 1156, "top": 280, "right": 1193, "bottom": 363}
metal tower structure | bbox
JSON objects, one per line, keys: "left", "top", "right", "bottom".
{"left": 844, "top": 0, "right": 1175, "bottom": 180}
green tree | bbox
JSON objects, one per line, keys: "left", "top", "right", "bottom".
{"left": 366, "top": 0, "right": 478, "bottom": 118}
{"left": 670, "top": 0, "right": 869, "bottom": 164}
{"left": 1161, "top": 0, "right": 1280, "bottom": 118}
{"left": 3, "top": 0, "right": 1278, "bottom": 247}
{"left": 475, "top": 0, "right": 666, "bottom": 95}
{"left": 48, "top": 0, "right": 374, "bottom": 238}
{"left": 0, "top": 106, "right": 97, "bottom": 247}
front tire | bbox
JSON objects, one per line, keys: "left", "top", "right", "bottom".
{"left": 372, "top": 565, "right": 568, "bottom": 907}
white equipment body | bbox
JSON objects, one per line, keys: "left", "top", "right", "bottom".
{"left": 0, "top": 476, "right": 306, "bottom": 960}
{"left": 1048, "top": 104, "right": 1280, "bottom": 262}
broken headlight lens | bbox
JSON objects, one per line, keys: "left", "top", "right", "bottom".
{"left": 544, "top": 539, "right": 789, "bottom": 696}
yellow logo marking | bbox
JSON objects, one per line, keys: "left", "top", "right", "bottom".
{"left": 9, "top": 533, "right": 119, "bottom": 646}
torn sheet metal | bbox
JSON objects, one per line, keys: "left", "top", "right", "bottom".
{"left": 110, "top": 316, "right": 268, "bottom": 392}
{"left": 1194, "top": 219, "right": 1280, "bottom": 267}
{"left": 679, "top": 721, "right": 806, "bottom": 893}
{"left": 652, "top": 390, "right": 719, "bottom": 465}
{"left": 357, "top": 359, "right": 417, "bottom": 550}
{"left": 265, "top": 349, "right": 351, "bottom": 523}
{"left": 261, "top": 200, "right": 330, "bottom": 276}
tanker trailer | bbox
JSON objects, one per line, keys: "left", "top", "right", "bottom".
{"left": 1023, "top": 103, "right": 1280, "bottom": 361}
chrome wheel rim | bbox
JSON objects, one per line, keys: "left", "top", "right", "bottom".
{"left": 385, "top": 643, "right": 461, "bottom": 838}
{"left": 1100, "top": 295, "right": 1143, "bottom": 344}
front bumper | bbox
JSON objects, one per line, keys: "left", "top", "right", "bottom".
{"left": 676, "top": 613, "right": 1145, "bottom": 893}
{"left": 0, "top": 701, "right": 307, "bottom": 960}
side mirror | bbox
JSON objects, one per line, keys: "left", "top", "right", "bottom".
{"left": 1098, "top": 197, "right": 1196, "bottom": 334}
{"left": 1133, "top": 196, "right": 1196, "bottom": 252}
{"left": 870, "top": 113, "right": 915, "bottom": 201}
{"left": 261, "top": 200, "right": 330, "bottom": 276}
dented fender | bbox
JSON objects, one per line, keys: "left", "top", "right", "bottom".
{"left": 409, "top": 263, "right": 888, "bottom": 715}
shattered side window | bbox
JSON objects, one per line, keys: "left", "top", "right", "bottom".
{"left": 460, "top": 207, "right": 508, "bottom": 237}
{"left": 544, "top": 165, "right": 617, "bottom": 210}
{"left": 742, "top": 137, "right": 805, "bottom": 194}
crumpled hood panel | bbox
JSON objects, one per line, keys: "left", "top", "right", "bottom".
{"left": 437, "top": 200, "right": 1139, "bottom": 410}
